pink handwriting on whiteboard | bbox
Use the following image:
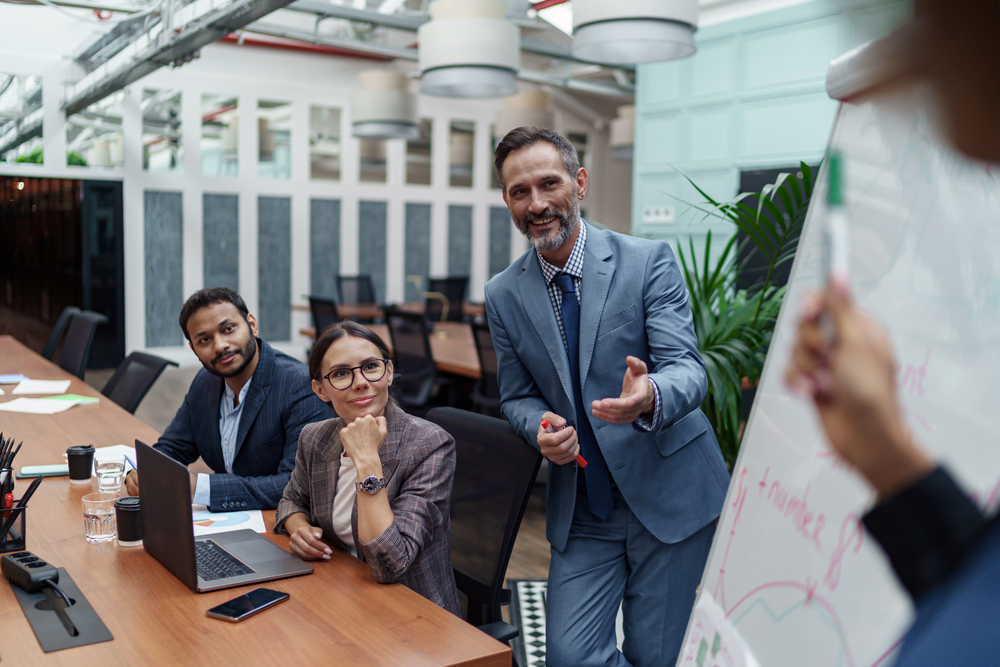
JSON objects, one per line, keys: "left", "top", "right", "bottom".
{"left": 824, "top": 513, "right": 864, "bottom": 592}
{"left": 758, "top": 467, "right": 826, "bottom": 550}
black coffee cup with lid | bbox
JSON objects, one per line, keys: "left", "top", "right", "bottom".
{"left": 115, "top": 496, "right": 142, "bottom": 546}
{"left": 66, "top": 445, "right": 95, "bottom": 484}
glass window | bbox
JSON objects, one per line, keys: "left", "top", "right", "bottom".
{"left": 309, "top": 105, "right": 341, "bottom": 181}
{"left": 489, "top": 123, "right": 502, "bottom": 190}
{"left": 406, "top": 118, "right": 433, "bottom": 186}
{"left": 359, "top": 138, "right": 387, "bottom": 184}
{"left": 568, "top": 131, "right": 589, "bottom": 171}
{"left": 201, "top": 94, "right": 238, "bottom": 177}
{"left": 0, "top": 73, "right": 43, "bottom": 164}
{"left": 66, "top": 90, "right": 124, "bottom": 169}
{"left": 449, "top": 120, "right": 474, "bottom": 188}
{"left": 258, "top": 99, "right": 291, "bottom": 179}
{"left": 142, "top": 89, "right": 182, "bottom": 172}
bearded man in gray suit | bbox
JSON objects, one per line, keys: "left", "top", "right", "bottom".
{"left": 484, "top": 127, "right": 730, "bottom": 667}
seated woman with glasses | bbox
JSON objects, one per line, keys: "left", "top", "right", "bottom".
{"left": 274, "top": 321, "right": 460, "bottom": 614}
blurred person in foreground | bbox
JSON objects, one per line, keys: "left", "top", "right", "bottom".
{"left": 785, "top": 2, "right": 1000, "bottom": 664}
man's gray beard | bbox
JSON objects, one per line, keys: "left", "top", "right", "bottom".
{"left": 517, "top": 198, "right": 580, "bottom": 253}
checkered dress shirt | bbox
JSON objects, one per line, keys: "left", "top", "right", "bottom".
{"left": 537, "top": 222, "right": 661, "bottom": 430}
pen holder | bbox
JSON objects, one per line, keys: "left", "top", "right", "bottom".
{"left": 0, "top": 504, "right": 27, "bottom": 554}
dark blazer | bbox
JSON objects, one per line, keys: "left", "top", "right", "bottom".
{"left": 484, "top": 223, "right": 731, "bottom": 551}
{"left": 274, "top": 402, "right": 461, "bottom": 615}
{"left": 155, "top": 339, "right": 330, "bottom": 511}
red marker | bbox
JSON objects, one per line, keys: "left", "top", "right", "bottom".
{"left": 3, "top": 493, "right": 11, "bottom": 519}
{"left": 540, "top": 419, "right": 587, "bottom": 468}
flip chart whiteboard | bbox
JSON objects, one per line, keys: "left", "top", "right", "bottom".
{"left": 681, "top": 66, "right": 1000, "bottom": 667}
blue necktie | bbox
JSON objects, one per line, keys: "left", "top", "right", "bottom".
{"left": 552, "top": 272, "right": 613, "bottom": 521}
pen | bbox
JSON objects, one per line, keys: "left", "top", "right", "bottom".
{"left": 124, "top": 453, "right": 137, "bottom": 472}
{"left": 3, "top": 493, "right": 11, "bottom": 519}
{"left": 540, "top": 419, "right": 588, "bottom": 468}
{"left": 4, "top": 442, "right": 21, "bottom": 468}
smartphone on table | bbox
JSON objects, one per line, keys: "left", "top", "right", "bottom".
{"left": 206, "top": 588, "right": 289, "bottom": 622}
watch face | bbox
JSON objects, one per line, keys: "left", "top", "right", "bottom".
{"left": 360, "top": 475, "right": 383, "bottom": 494}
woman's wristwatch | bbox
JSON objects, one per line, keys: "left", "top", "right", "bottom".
{"left": 356, "top": 474, "right": 388, "bottom": 494}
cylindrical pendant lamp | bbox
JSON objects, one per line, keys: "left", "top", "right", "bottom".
{"left": 572, "top": 0, "right": 698, "bottom": 65}
{"left": 610, "top": 105, "right": 635, "bottom": 161}
{"left": 419, "top": 0, "right": 519, "bottom": 98}
{"left": 494, "top": 92, "right": 554, "bottom": 140}
{"left": 89, "top": 139, "right": 112, "bottom": 167}
{"left": 351, "top": 70, "right": 420, "bottom": 140}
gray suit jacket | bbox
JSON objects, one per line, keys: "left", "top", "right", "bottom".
{"left": 274, "top": 402, "right": 460, "bottom": 615}
{"left": 484, "top": 223, "right": 730, "bottom": 551}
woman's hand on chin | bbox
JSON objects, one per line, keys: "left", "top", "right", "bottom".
{"left": 341, "top": 414, "right": 388, "bottom": 472}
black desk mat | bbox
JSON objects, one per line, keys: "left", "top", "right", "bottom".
{"left": 10, "top": 568, "right": 113, "bottom": 652}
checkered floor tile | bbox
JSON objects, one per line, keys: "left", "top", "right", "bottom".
{"left": 509, "top": 579, "right": 548, "bottom": 667}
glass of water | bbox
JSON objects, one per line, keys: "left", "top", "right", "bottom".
{"left": 82, "top": 492, "right": 120, "bottom": 543}
{"left": 94, "top": 455, "right": 125, "bottom": 492}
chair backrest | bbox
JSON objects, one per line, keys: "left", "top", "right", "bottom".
{"left": 426, "top": 407, "right": 543, "bottom": 627}
{"left": 426, "top": 276, "right": 469, "bottom": 322}
{"left": 337, "top": 275, "right": 376, "bottom": 304}
{"left": 57, "top": 310, "right": 109, "bottom": 379}
{"left": 308, "top": 295, "right": 340, "bottom": 338}
{"left": 101, "top": 352, "right": 179, "bottom": 414}
{"left": 471, "top": 322, "right": 501, "bottom": 401}
{"left": 384, "top": 308, "right": 436, "bottom": 407}
{"left": 41, "top": 306, "right": 81, "bottom": 361}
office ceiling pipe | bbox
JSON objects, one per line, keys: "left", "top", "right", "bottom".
{"left": 419, "top": 0, "right": 519, "bottom": 98}
{"left": 610, "top": 104, "right": 634, "bottom": 161}
{"left": 572, "top": 0, "right": 698, "bottom": 65}
{"left": 351, "top": 70, "right": 420, "bottom": 140}
{"left": 494, "top": 92, "right": 554, "bottom": 140}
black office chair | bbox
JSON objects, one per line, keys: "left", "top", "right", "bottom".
{"left": 470, "top": 322, "right": 503, "bottom": 419}
{"left": 337, "top": 275, "right": 376, "bottom": 304}
{"left": 384, "top": 308, "right": 440, "bottom": 413}
{"left": 308, "top": 295, "right": 340, "bottom": 338}
{"left": 101, "top": 352, "right": 179, "bottom": 414}
{"left": 57, "top": 310, "right": 108, "bottom": 380}
{"left": 425, "top": 276, "right": 469, "bottom": 322}
{"left": 41, "top": 305, "right": 81, "bottom": 360}
{"left": 426, "top": 407, "right": 543, "bottom": 662}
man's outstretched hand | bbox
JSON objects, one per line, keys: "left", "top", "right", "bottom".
{"left": 591, "top": 356, "right": 655, "bottom": 424}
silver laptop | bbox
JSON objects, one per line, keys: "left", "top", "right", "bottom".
{"left": 135, "top": 440, "right": 313, "bottom": 592}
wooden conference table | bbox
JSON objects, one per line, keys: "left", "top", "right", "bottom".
{"left": 300, "top": 322, "right": 482, "bottom": 380}
{"left": 0, "top": 336, "right": 509, "bottom": 666}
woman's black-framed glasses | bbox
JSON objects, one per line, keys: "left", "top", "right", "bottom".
{"left": 322, "top": 359, "right": 390, "bottom": 390}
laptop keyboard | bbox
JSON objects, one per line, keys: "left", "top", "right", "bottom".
{"left": 194, "top": 539, "right": 256, "bottom": 581}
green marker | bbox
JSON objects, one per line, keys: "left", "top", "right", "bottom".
{"left": 824, "top": 151, "right": 850, "bottom": 284}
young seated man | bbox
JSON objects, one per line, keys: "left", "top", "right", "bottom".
{"left": 125, "top": 287, "right": 330, "bottom": 511}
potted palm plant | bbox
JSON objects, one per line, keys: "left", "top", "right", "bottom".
{"left": 675, "top": 162, "right": 819, "bottom": 467}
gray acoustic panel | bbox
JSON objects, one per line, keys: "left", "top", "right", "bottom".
{"left": 203, "top": 193, "right": 239, "bottom": 291}
{"left": 448, "top": 204, "right": 472, "bottom": 281}
{"left": 258, "top": 196, "right": 291, "bottom": 341}
{"left": 144, "top": 190, "right": 184, "bottom": 347}
{"left": 310, "top": 198, "right": 340, "bottom": 300}
{"left": 489, "top": 206, "right": 512, "bottom": 279}
{"left": 404, "top": 203, "right": 431, "bottom": 302}
{"left": 358, "top": 200, "right": 387, "bottom": 304}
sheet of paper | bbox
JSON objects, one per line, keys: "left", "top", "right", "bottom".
{"left": 191, "top": 505, "right": 267, "bottom": 536}
{"left": 0, "top": 374, "right": 30, "bottom": 384}
{"left": 13, "top": 379, "right": 72, "bottom": 395}
{"left": 0, "top": 395, "right": 98, "bottom": 414}
{"left": 680, "top": 591, "right": 762, "bottom": 667}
